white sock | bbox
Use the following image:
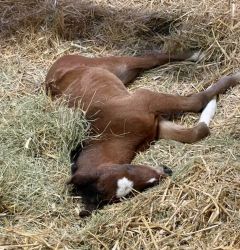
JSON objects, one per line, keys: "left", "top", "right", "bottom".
{"left": 199, "top": 97, "right": 217, "bottom": 126}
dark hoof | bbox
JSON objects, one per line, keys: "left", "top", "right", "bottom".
{"left": 163, "top": 165, "right": 173, "bottom": 176}
{"left": 79, "top": 210, "right": 91, "bottom": 218}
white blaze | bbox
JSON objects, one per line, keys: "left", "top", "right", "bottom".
{"left": 116, "top": 177, "right": 134, "bottom": 198}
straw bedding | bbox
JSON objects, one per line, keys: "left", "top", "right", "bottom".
{"left": 0, "top": 0, "right": 239, "bottom": 249}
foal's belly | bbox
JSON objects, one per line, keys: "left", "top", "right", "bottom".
{"left": 88, "top": 102, "right": 158, "bottom": 144}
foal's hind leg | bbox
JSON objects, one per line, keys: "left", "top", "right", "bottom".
{"left": 94, "top": 51, "right": 203, "bottom": 85}
{"left": 157, "top": 72, "right": 240, "bottom": 143}
{"left": 142, "top": 72, "right": 240, "bottom": 114}
{"left": 158, "top": 98, "right": 217, "bottom": 143}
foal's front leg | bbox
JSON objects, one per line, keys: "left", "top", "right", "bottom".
{"left": 94, "top": 50, "right": 204, "bottom": 85}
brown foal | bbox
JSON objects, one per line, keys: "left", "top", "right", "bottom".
{"left": 45, "top": 50, "right": 240, "bottom": 216}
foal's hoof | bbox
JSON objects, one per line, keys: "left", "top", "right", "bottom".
{"left": 79, "top": 210, "right": 91, "bottom": 218}
{"left": 187, "top": 50, "right": 205, "bottom": 62}
{"left": 162, "top": 165, "right": 173, "bottom": 176}
{"left": 232, "top": 71, "right": 240, "bottom": 82}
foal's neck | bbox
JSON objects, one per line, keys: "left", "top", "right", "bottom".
{"left": 75, "top": 139, "right": 137, "bottom": 170}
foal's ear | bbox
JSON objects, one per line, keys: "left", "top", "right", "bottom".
{"left": 66, "top": 172, "right": 99, "bottom": 187}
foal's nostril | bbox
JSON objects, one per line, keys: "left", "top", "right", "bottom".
{"left": 163, "top": 165, "right": 173, "bottom": 176}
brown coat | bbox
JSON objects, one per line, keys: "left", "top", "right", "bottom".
{"left": 45, "top": 51, "right": 240, "bottom": 216}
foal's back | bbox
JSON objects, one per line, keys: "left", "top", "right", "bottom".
{"left": 45, "top": 55, "right": 128, "bottom": 107}
{"left": 45, "top": 55, "right": 158, "bottom": 139}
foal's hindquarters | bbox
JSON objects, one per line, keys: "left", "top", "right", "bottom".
{"left": 45, "top": 50, "right": 240, "bottom": 215}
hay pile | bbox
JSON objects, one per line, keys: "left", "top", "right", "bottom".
{"left": 0, "top": 0, "right": 240, "bottom": 249}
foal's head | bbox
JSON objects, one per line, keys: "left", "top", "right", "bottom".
{"left": 68, "top": 163, "right": 172, "bottom": 217}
